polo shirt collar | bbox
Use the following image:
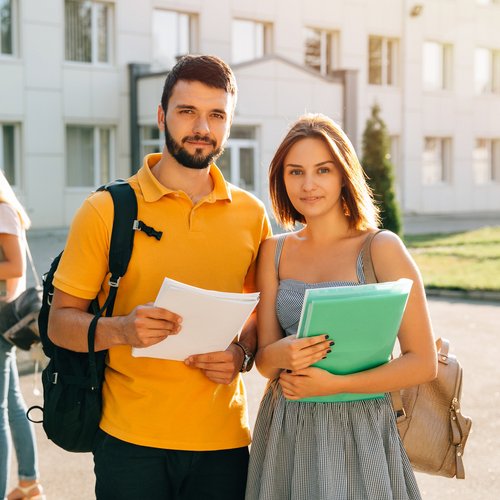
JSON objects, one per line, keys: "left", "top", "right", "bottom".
{"left": 137, "top": 153, "right": 232, "bottom": 203}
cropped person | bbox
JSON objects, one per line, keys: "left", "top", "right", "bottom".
{"left": 0, "top": 171, "right": 44, "bottom": 500}
{"left": 48, "top": 55, "right": 271, "bottom": 500}
{"left": 246, "top": 114, "right": 437, "bottom": 500}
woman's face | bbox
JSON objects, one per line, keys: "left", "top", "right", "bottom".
{"left": 283, "top": 137, "right": 344, "bottom": 221}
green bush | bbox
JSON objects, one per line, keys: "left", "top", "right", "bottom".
{"left": 361, "top": 104, "right": 402, "bottom": 235}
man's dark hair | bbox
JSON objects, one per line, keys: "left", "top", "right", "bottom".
{"left": 160, "top": 55, "right": 237, "bottom": 112}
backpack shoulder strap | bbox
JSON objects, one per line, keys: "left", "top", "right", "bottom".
{"left": 86, "top": 180, "right": 137, "bottom": 387}
{"left": 93, "top": 180, "right": 138, "bottom": 319}
{"left": 104, "top": 180, "right": 138, "bottom": 290}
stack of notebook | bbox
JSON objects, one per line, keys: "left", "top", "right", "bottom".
{"left": 132, "top": 277, "right": 259, "bottom": 361}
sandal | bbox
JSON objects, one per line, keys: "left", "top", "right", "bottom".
{"left": 6, "top": 483, "right": 46, "bottom": 500}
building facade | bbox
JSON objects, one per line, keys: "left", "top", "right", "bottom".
{"left": 1, "top": 0, "right": 499, "bottom": 228}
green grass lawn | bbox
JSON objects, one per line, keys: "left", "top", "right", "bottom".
{"left": 404, "top": 226, "right": 500, "bottom": 292}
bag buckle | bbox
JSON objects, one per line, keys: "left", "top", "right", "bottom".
{"left": 52, "top": 372, "right": 59, "bottom": 384}
{"left": 395, "top": 408, "right": 406, "bottom": 422}
{"left": 108, "top": 276, "right": 121, "bottom": 288}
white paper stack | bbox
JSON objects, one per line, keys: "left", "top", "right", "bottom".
{"left": 132, "top": 277, "right": 260, "bottom": 361}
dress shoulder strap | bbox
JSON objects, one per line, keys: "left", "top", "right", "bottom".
{"left": 274, "top": 233, "right": 288, "bottom": 279}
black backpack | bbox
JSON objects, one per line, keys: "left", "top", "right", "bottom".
{"left": 28, "top": 180, "right": 162, "bottom": 452}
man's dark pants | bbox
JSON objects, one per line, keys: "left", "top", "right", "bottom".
{"left": 93, "top": 430, "right": 249, "bottom": 500}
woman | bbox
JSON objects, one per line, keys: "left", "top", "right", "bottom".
{"left": 0, "top": 171, "right": 44, "bottom": 500}
{"left": 246, "top": 114, "right": 437, "bottom": 500}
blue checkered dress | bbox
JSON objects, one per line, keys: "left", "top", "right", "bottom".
{"left": 246, "top": 235, "right": 421, "bottom": 500}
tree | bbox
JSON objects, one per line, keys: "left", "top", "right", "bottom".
{"left": 361, "top": 103, "right": 402, "bottom": 235}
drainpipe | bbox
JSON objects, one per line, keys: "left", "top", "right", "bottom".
{"left": 128, "top": 63, "right": 151, "bottom": 173}
{"left": 332, "top": 69, "right": 359, "bottom": 151}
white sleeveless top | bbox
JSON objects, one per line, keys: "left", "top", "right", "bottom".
{"left": 0, "top": 202, "right": 27, "bottom": 301}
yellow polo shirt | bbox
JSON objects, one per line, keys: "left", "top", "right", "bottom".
{"left": 54, "top": 154, "right": 271, "bottom": 450}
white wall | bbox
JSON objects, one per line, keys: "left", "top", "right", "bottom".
{"left": 1, "top": 0, "right": 500, "bottom": 228}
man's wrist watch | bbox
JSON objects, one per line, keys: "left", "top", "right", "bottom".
{"left": 234, "top": 341, "right": 255, "bottom": 373}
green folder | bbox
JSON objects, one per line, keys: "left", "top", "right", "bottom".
{"left": 294, "top": 279, "right": 413, "bottom": 403}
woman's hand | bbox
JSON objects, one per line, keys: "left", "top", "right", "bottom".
{"left": 264, "top": 334, "right": 333, "bottom": 371}
{"left": 279, "top": 367, "right": 341, "bottom": 400}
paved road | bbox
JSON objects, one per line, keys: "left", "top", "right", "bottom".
{"left": 9, "top": 296, "right": 499, "bottom": 499}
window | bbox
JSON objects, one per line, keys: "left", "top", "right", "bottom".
{"left": 423, "top": 41, "right": 452, "bottom": 91}
{"left": 140, "top": 125, "right": 162, "bottom": 158}
{"left": 232, "top": 19, "right": 272, "bottom": 64}
{"left": 422, "top": 137, "right": 452, "bottom": 185}
{"left": 217, "top": 126, "right": 259, "bottom": 193}
{"left": 474, "top": 139, "right": 500, "bottom": 184}
{"left": 475, "top": 48, "right": 500, "bottom": 94}
{"left": 0, "top": 0, "right": 16, "bottom": 55}
{"left": 66, "top": 125, "right": 114, "bottom": 187}
{"left": 304, "top": 28, "right": 339, "bottom": 76}
{"left": 368, "top": 36, "right": 398, "bottom": 85}
{"left": 0, "top": 123, "right": 19, "bottom": 186}
{"left": 152, "top": 10, "right": 197, "bottom": 69}
{"left": 65, "top": 0, "right": 113, "bottom": 63}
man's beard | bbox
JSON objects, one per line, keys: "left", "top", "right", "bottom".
{"left": 164, "top": 121, "right": 224, "bottom": 170}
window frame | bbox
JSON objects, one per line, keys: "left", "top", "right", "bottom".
{"left": 368, "top": 35, "right": 399, "bottom": 86}
{"left": 473, "top": 138, "right": 500, "bottom": 184}
{"left": 151, "top": 9, "right": 198, "bottom": 70}
{"left": 222, "top": 137, "right": 260, "bottom": 194}
{"left": 65, "top": 124, "right": 115, "bottom": 189}
{"left": 64, "top": 0, "right": 114, "bottom": 65}
{"left": 475, "top": 47, "right": 500, "bottom": 94}
{"left": 218, "top": 126, "right": 260, "bottom": 195}
{"left": 423, "top": 41, "right": 453, "bottom": 92}
{"left": 422, "top": 137, "right": 452, "bottom": 186}
{"left": 304, "top": 27, "right": 340, "bottom": 76}
{"left": 231, "top": 18, "right": 273, "bottom": 64}
{"left": 0, "top": 0, "right": 18, "bottom": 57}
{"left": 0, "top": 122, "right": 21, "bottom": 188}
{"left": 140, "top": 125, "right": 163, "bottom": 159}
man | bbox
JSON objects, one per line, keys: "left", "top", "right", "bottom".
{"left": 48, "top": 55, "right": 271, "bottom": 500}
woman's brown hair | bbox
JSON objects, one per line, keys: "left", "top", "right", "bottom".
{"left": 269, "top": 113, "right": 380, "bottom": 231}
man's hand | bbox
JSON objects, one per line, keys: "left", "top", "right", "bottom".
{"left": 49, "top": 291, "right": 183, "bottom": 352}
{"left": 119, "top": 303, "right": 182, "bottom": 348}
{"left": 184, "top": 343, "right": 244, "bottom": 385}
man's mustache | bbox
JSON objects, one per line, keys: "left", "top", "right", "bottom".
{"left": 182, "top": 135, "right": 216, "bottom": 147}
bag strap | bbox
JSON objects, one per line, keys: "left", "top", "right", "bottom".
{"left": 24, "top": 236, "right": 42, "bottom": 289}
{"left": 103, "top": 180, "right": 140, "bottom": 316}
{"left": 361, "top": 229, "right": 386, "bottom": 284}
{"left": 361, "top": 229, "right": 407, "bottom": 416}
{"left": 86, "top": 180, "right": 139, "bottom": 389}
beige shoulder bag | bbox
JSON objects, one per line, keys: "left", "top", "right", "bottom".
{"left": 361, "top": 230, "right": 472, "bottom": 479}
